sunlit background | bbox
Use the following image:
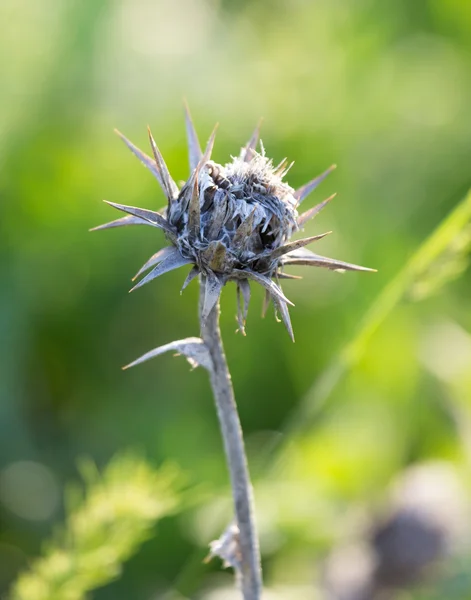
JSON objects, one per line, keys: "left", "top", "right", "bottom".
{"left": 1, "top": 0, "right": 471, "bottom": 598}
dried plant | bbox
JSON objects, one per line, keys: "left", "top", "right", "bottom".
{"left": 92, "top": 105, "right": 374, "bottom": 599}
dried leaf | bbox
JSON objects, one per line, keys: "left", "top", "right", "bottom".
{"left": 283, "top": 247, "right": 316, "bottom": 260}
{"left": 239, "top": 279, "right": 251, "bottom": 321}
{"left": 233, "top": 208, "right": 257, "bottom": 249}
{"left": 241, "top": 119, "right": 263, "bottom": 162}
{"left": 236, "top": 279, "right": 251, "bottom": 335}
{"left": 89, "top": 215, "right": 152, "bottom": 232}
{"left": 236, "top": 288, "right": 245, "bottom": 335}
{"left": 130, "top": 249, "right": 192, "bottom": 292}
{"left": 183, "top": 101, "right": 203, "bottom": 172}
{"left": 297, "top": 193, "right": 336, "bottom": 228}
{"left": 181, "top": 266, "right": 199, "bottom": 293}
{"left": 132, "top": 246, "right": 176, "bottom": 281}
{"left": 294, "top": 164, "right": 337, "bottom": 205}
{"left": 207, "top": 522, "right": 242, "bottom": 571}
{"left": 147, "top": 127, "right": 179, "bottom": 201}
{"left": 103, "top": 201, "right": 176, "bottom": 237}
{"left": 207, "top": 191, "right": 228, "bottom": 240}
{"left": 123, "top": 337, "right": 211, "bottom": 370}
{"left": 114, "top": 129, "right": 165, "bottom": 192}
{"left": 261, "top": 288, "right": 271, "bottom": 318}
{"left": 194, "top": 123, "right": 218, "bottom": 172}
{"left": 188, "top": 171, "right": 201, "bottom": 239}
{"left": 234, "top": 269, "right": 294, "bottom": 306}
{"left": 271, "top": 296, "right": 295, "bottom": 342}
{"left": 207, "top": 241, "right": 228, "bottom": 273}
{"left": 268, "top": 232, "right": 332, "bottom": 260}
{"left": 282, "top": 251, "right": 376, "bottom": 272}
{"left": 201, "top": 273, "right": 224, "bottom": 322}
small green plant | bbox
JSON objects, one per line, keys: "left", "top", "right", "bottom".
{"left": 9, "top": 455, "right": 181, "bottom": 600}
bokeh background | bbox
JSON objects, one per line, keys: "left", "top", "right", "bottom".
{"left": 1, "top": 0, "right": 471, "bottom": 598}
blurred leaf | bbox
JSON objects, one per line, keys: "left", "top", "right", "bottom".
{"left": 9, "top": 454, "right": 182, "bottom": 600}
{"left": 282, "top": 189, "right": 471, "bottom": 436}
{"left": 409, "top": 224, "right": 471, "bottom": 301}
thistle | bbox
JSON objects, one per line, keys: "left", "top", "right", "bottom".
{"left": 92, "top": 106, "right": 374, "bottom": 600}
{"left": 93, "top": 108, "right": 374, "bottom": 342}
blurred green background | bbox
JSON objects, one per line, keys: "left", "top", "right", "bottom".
{"left": 1, "top": 0, "right": 471, "bottom": 598}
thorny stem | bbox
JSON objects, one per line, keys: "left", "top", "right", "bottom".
{"left": 199, "top": 277, "right": 262, "bottom": 600}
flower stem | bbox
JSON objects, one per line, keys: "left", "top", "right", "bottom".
{"left": 199, "top": 277, "right": 262, "bottom": 600}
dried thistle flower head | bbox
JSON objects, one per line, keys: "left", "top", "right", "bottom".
{"left": 92, "top": 106, "right": 375, "bottom": 341}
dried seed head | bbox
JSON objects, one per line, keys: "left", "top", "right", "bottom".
{"left": 170, "top": 150, "right": 299, "bottom": 276}
{"left": 93, "top": 105, "right": 375, "bottom": 341}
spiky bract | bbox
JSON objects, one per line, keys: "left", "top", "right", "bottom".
{"left": 93, "top": 107, "right": 374, "bottom": 341}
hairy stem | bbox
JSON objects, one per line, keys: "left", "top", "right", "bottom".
{"left": 199, "top": 277, "right": 262, "bottom": 600}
